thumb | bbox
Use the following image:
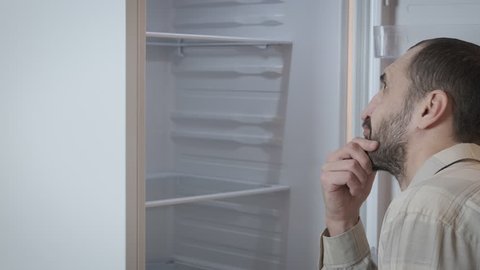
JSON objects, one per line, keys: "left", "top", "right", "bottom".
{"left": 352, "top": 137, "right": 379, "bottom": 152}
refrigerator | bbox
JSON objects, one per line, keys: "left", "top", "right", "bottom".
{"left": 141, "top": 0, "right": 480, "bottom": 269}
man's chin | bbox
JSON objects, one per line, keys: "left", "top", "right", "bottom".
{"left": 367, "top": 150, "right": 384, "bottom": 172}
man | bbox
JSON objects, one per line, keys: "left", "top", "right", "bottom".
{"left": 319, "top": 38, "right": 480, "bottom": 269}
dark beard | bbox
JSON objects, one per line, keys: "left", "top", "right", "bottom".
{"left": 364, "top": 106, "right": 412, "bottom": 180}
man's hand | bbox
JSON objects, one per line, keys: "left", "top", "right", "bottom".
{"left": 321, "top": 138, "right": 379, "bottom": 236}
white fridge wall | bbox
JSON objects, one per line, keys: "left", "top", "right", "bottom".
{"left": 170, "top": 44, "right": 289, "bottom": 183}
{"left": 146, "top": 47, "right": 177, "bottom": 174}
{"left": 0, "top": 1, "right": 126, "bottom": 270}
{"left": 145, "top": 0, "right": 347, "bottom": 269}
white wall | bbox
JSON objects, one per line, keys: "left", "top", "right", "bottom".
{"left": 0, "top": 1, "right": 126, "bottom": 269}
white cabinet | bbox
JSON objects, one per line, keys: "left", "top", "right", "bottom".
{"left": 1, "top": 1, "right": 135, "bottom": 270}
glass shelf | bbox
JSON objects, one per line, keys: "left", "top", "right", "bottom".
{"left": 146, "top": 32, "right": 292, "bottom": 47}
{"left": 145, "top": 173, "right": 289, "bottom": 207}
{"left": 146, "top": 259, "right": 206, "bottom": 270}
{"left": 173, "top": 0, "right": 285, "bottom": 8}
{"left": 374, "top": 25, "right": 480, "bottom": 58}
{"left": 171, "top": 131, "right": 282, "bottom": 146}
{"left": 171, "top": 111, "right": 282, "bottom": 125}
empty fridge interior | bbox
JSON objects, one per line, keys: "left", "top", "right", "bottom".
{"left": 145, "top": 0, "right": 293, "bottom": 269}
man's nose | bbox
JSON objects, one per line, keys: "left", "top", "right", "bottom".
{"left": 361, "top": 103, "right": 372, "bottom": 120}
{"left": 361, "top": 95, "right": 378, "bottom": 120}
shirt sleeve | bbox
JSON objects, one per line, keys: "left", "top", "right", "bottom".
{"left": 319, "top": 220, "right": 377, "bottom": 270}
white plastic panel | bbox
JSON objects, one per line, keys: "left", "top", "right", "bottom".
{"left": 146, "top": 46, "right": 176, "bottom": 175}
{"left": 146, "top": 206, "right": 175, "bottom": 267}
{"left": 171, "top": 45, "right": 290, "bottom": 184}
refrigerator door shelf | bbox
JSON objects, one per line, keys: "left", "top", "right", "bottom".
{"left": 146, "top": 32, "right": 291, "bottom": 47}
{"left": 374, "top": 25, "right": 480, "bottom": 58}
{"left": 145, "top": 173, "right": 289, "bottom": 208}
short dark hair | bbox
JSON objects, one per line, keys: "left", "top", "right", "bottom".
{"left": 407, "top": 38, "right": 480, "bottom": 144}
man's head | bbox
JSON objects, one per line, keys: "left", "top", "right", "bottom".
{"left": 362, "top": 38, "right": 480, "bottom": 179}
{"left": 408, "top": 38, "right": 480, "bottom": 144}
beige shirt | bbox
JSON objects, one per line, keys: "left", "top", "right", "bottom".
{"left": 320, "top": 143, "right": 480, "bottom": 269}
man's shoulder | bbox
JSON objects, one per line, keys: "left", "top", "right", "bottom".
{"left": 385, "top": 162, "right": 480, "bottom": 228}
{"left": 378, "top": 163, "right": 480, "bottom": 269}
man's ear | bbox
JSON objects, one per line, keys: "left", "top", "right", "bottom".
{"left": 417, "top": 90, "right": 450, "bottom": 130}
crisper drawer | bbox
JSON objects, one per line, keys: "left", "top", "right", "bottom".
{"left": 145, "top": 173, "right": 290, "bottom": 270}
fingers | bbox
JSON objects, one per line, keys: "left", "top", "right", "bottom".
{"left": 321, "top": 171, "right": 363, "bottom": 196}
{"left": 351, "top": 137, "right": 379, "bottom": 152}
{"left": 322, "top": 158, "right": 368, "bottom": 186}
{"left": 320, "top": 138, "right": 379, "bottom": 235}
{"left": 321, "top": 138, "right": 379, "bottom": 197}
{"left": 326, "top": 138, "right": 378, "bottom": 174}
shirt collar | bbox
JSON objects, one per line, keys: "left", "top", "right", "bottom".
{"left": 409, "top": 143, "right": 480, "bottom": 187}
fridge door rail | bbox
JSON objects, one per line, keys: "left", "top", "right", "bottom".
{"left": 146, "top": 32, "right": 292, "bottom": 47}
{"left": 145, "top": 173, "right": 289, "bottom": 208}
{"left": 146, "top": 185, "right": 289, "bottom": 208}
